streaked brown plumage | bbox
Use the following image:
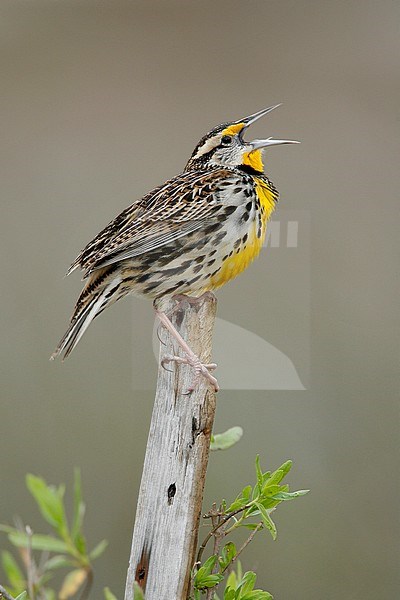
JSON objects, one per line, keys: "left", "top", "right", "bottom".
{"left": 52, "top": 106, "right": 298, "bottom": 389}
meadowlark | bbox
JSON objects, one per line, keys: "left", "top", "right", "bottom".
{"left": 52, "top": 105, "right": 298, "bottom": 390}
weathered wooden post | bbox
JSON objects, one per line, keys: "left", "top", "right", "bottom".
{"left": 124, "top": 294, "right": 218, "bottom": 600}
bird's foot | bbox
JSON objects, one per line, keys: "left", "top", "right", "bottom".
{"left": 166, "top": 292, "right": 214, "bottom": 317}
{"left": 162, "top": 354, "right": 219, "bottom": 393}
{"left": 156, "top": 305, "right": 219, "bottom": 393}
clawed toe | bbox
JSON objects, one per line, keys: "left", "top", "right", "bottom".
{"left": 161, "top": 354, "right": 219, "bottom": 393}
{"left": 156, "top": 308, "right": 219, "bottom": 393}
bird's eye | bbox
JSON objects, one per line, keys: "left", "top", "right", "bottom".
{"left": 221, "top": 135, "right": 233, "bottom": 146}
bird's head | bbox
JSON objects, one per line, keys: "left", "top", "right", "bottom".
{"left": 185, "top": 104, "right": 299, "bottom": 173}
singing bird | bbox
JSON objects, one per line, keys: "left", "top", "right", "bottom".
{"left": 52, "top": 105, "right": 298, "bottom": 390}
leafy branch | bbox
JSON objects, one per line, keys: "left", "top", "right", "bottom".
{"left": 191, "top": 456, "right": 309, "bottom": 599}
{"left": 0, "top": 470, "right": 108, "bottom": 600}
{"left": 0, "top": 444, "right": 309, "bottom": 600}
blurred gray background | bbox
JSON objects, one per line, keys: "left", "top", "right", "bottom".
{"left": 1, "top": 1, "right": 399, "bottom": 598}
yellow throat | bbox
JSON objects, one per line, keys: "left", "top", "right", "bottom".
{"left": 210, "top": 175, "right": 276, "bottom": 289}
{"left": 242, "top": 149, "right": 264, "bottom": 173}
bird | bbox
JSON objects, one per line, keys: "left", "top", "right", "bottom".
{"left": 51, "top": 105, "right": 299, "bottom": 391}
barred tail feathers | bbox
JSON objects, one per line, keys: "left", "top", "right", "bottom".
{"left": 51, "top": 273, "right": 123, "bottom": 360}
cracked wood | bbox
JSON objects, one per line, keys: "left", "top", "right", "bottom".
{"left": 124, "top": 294, "right": 217, "bottom": 600}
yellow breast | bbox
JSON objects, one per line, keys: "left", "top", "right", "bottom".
{"left": 210, "top": 178, "right": 277, "bottom": 289}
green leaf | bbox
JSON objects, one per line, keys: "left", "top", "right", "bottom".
{"left": 258, "top": 484, "right": 285, "bottom": 510}
{"left": 218, "top": 542, "right": 236, "bottom": 571}
{"left": 2, "top": 550, "right": 25, "bottom": 590}
{"left": 44, "top": 555, "right": 75, "bottom": 571}
{"left": 25, "top": 474, "right": 68, "bottom": 537}
{"left": 72, "top": 468, "right": 86, "bottom": 543}
{"left": 262, "top": 472, "right": 284, "bottom": 492}
{"left": 241, "top": 592, "right": 273, "bottom": 600}
{"left": 210, "top": 427, "right": 243, "bottom": 451}
{"left": 260, "top": 484, "right": 281, "bottom": 498}
{"left": 226, "top": 499, "right": 246, "bottom": 512}
{"left": 226, "top": 486, "right": 252, "bottom": 512}
{"left": 242, "top": 485, "right": 252, "bottom": 501}
{"left": 241, "top": 522, "right": 262, "bottom": 530}
{"left": 89, "top": 539, "right": 109, "bottom": 560}
{"left": 237, "top": 571, "right": 256, "bottom": 595}
{"left": 133, "top": 581, "right": 144, "bottom": 600}
{"left": 279, "top": 459, "right": 293, "bottom": 475}
{"left": 197, "top": 574, "right": 224, "bottom": 588}
{"left": 197, "top": 554, "right": 218, "bottom": 576}
{"left": 104, "top": 587, "right": 119, "bottom": 600}
{"left": 257, "top": 497, "right": 281, "bottom": 511}
{"left": 231, "top": 571, "right": 273, "bottom": 599}
{"left": 236, "top": 560, "right": 243, "bottom": 581}
{"left": 272, "top": 489, "right": 309, "bottom": 501}
{"left": 36, "top": 570, "right": 55, "bottom": 588}
{"left": 226, "top": 569, "right": 238, "bottom": 590}
{"left": 251, "top": 483, "right": 260, "bottom": 501}
{"left": 133, "top": 582, "right": 145, "bottom": 599}
{"left": 15, "top": 593, "right": 28, "bottom": 600}
{"left": 74, "top": 531, "right": 87, "bottom": 556}
{"left": 243, "top": 503, "right": 260, "bottom": 519}
{"left": 264, "top": 461, "right": 292, "bottom": 488}
{"left": 255, "top": 456, "right": 263, "bottom": 490}
{"left": 254, "top": 504, "right": 277, "bottom": 540}
{"left": 194, "top": 555, "right": 224, "bottom": 589}
{"left": 226, "top": 499, "right": 247, "bottom": 512}
{"left": 8, "top": 530, "right": 69, "bottom": 553}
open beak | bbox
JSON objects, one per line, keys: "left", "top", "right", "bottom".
{"left": 241, "top": 104, "right": 283, "bottom": 126}
{"left": 250, "top": 137, "right": 300, "bottom": 150}
{"left": 239, "top": 104, "right": 300, "bottom": 149}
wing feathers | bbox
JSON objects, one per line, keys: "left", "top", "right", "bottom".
{"left": 85, "top": 219, "right": 209, "bottom": 275}
{"left": 69, "top": 168, "right": 229, "bottom": 276}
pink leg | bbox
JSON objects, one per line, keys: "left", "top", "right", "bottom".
{"left": 156, "top": 309, "right": 219, "bottom": 393}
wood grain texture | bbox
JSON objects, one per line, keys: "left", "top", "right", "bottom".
{"left": 124, "top": 294, "right": 217, "bottom": 600}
